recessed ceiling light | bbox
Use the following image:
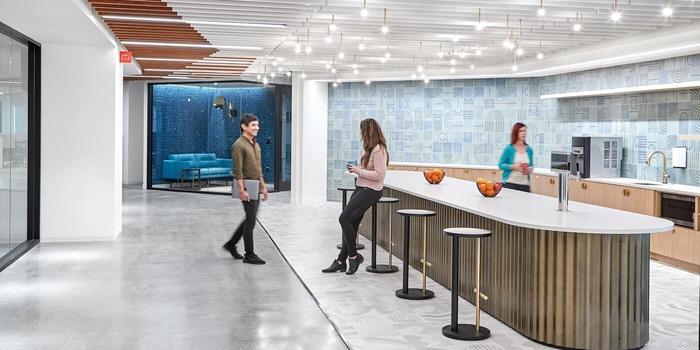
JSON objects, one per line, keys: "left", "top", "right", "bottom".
{"left": 277, "top": 66, "right": 283, "bottom": 72}
{"left": 662, "top": 6, "right": 673, "bottom": 18}
{"left": 122, "top": 41, "right": 262, "bottom": 50}
{"left": 102, "top": 15, "right": 286, "bottom": 29}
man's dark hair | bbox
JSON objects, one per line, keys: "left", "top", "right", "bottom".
{"left": 240, "top": 113, "right": 259, "bottom": 130}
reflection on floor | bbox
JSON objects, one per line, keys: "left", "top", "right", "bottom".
{"left": 0, "top": 189, "right": 346, "bottom": 350}
{"left": 258, "top": 192, "right": 700, "bottom": 350}
{"left": 151, "top": 182, "right": 275, "bottom": 195}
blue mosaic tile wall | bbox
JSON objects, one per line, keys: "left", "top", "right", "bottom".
{"left": 328, "top": 54, "right": 700, "bottom": 200}
{"left": 151, "top": 84, "right": 276, "bottom": 185}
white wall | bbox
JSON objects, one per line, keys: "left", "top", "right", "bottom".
{"left": 290, "top": 77, "right": 328, "bottom": 205}
{"left": 41, "top": 44, "right": 123, "bottom": 241}
{"left": 122, "top": 81, "right": 145, "bottom": 185}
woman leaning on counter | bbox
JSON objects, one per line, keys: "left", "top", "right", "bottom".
{"left": 498, "top": 122, "right": 534, "bottom": 192}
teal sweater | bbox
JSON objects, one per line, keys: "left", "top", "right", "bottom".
{"left": 498, "top": 144, "right": 534, "bottom": 183}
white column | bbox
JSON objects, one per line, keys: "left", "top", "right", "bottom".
{"left": 290, "top": 76, "right": 328, "bottom": 205}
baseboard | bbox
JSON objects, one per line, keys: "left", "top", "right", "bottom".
{"left": 650, "top": 253, "right": 700, "bottom": 274}
{"left": 40, "top": 235, "right": 118, "bottom": 243}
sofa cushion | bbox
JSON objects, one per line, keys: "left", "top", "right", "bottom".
{"left": 195, "top": 153, "right": 216, "bottom": 161}
{"left": 199, "top": 160, "right": 218, "bottom": 168}
{"left": 169, "top": 154, "right": 195, "bottom": 161}
{"left": 200, "top": 167, "right": 232, "bottom": 175}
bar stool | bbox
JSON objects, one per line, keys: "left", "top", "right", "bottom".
{"left": 336, "top": 186, "right": 365, "bottom": 250}
{"left": 441, "top": 227, "right": 491, "bottom": 341}
{"left": 366, "top": 197, "right": 400, "bottom": 274}
{"left": 395, "top": 209, "right": 436, "bottom": 300}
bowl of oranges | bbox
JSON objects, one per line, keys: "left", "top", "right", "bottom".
{"left": 476, "top": 177, "right": 503, "bottom": 197}
{"left": 423, "top": 168, "right": 445, "bottom": 184}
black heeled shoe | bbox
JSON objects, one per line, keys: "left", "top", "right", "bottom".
{"left": 346, "top": 254, "right": 364, "bottom": 275}
{"left": 322, "top": 260, "right": 347, "bottom": 273}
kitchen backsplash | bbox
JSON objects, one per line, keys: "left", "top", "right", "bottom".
{"left": 327, "top": 54, "right": 700, "bottom": 200}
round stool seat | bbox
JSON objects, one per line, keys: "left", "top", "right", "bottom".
{"left": 337, "top": 186, "right": 355, "bottom": 192}
{"left": 397, "top": 209, "right": 436, "bottom": 217}
{"left": 378, "top": 197, "right": 399, "bottom": 203}
{"left": 443, "top": 228, "right": 491, "bottom": 238}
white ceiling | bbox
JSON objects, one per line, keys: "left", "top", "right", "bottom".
{"left": 159, "top": 0, "right": 700, "bottom": 79}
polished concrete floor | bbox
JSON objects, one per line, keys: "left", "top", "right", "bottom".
{"left": 0, "top": 189, "right": 346, "bottom": 350}
{"left": 1, "top": 188, "right": 698, "bottom": 350}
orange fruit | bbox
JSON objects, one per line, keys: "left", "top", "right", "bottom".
{"left": 432, "top": 168, "right": 441, "bottom": 173}
{"left": 486, "top": 190, "right": 495, "bottom": 196}
{"left": 476, "top": 177, "right": 486, "bottom": 184}
{"left": 485, "top": 182, "right": 494, "bottom": 191}
{"left": 478, "top": 183, "right": 487, "bottom": 192}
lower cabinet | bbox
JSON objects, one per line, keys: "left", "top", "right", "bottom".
{"left": 531, "top": 174, "right": 558, "bottom": 197}
{"left": 651, "top": 226, "right": 700, "bottom": 273}
{"left": 568, "top": 180, "right": 605, "bottom": 206}
{"left": 601, "top": 184, "right": 658, "bottom": 216}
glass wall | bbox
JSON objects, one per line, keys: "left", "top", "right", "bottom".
{"left": 0, "top": 29, "right": 30, "bottom": 255}
{"left": 149, "top": 81, "right": 291, "bottom": 194}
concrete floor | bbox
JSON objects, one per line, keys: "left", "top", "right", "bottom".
{"left": 0, "top": 188, "right": 347, "bottom": 350}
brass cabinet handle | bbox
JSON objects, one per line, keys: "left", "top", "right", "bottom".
{"left": 581, "top": 183, "right": 588, "bottom": 190}
{"left": 413, "top": 167, "right": 419, "bottom": 171}
{"left": 623, "top": 189, "right": 630, "bottom": 197}
{"left": 549, "top": 178, "right": 555, "bottom": 185}
{"left": 464, "top": 169, "right": 470, "bottom": 173}
{"left": 491, "top": 171, "right": 497, "bottom": 175}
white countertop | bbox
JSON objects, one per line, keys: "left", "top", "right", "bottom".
{"left": 391, "top": 161, "right": 700, "bottom": 197}
{"left": 384, "top": 170, "right": 674, "bottom": 235}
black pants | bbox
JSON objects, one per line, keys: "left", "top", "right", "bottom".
{"left": 337, "top": 186, "right": 383, "bottom": 261}
{"left": 227, "top": 199, "right": 259, "bottom": 254}
{"left": 503, "top": 182, "right": 531, "bottom": 193}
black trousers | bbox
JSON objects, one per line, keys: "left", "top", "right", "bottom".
{"left": 503, "top": 182, "right": 531, "bottom": 193}
{"left": 337, "top": 186, "right": 383, "bottom": 261}
{"left": 227, "top": 199, "right": 259, "bottom": 254}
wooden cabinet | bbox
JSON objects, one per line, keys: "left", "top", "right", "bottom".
{"left": 651, "top": 226, "right": 700, "bottom": 273}
{"left": 481, "top": 169, "right": 502, "bottom": 182}
{"left": 531, "top": 174, "right": 558, "bottom": 197}
{"left": 568, "top": 180, "right": 605, "bottom": 206}
{"left": 452, "top": 168, "right": 479, "bottom": 181}
{"left": 601, "top": 184, "right": 657, "bottom": 216}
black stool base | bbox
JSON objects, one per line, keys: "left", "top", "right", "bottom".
{"left": 441, "top": 324, "right": 490, "bottom": 341}
{"left": 366, "top": 264, "right": 399, "bottom": 273}
{"left": 395, "top": 288, "right": 435, "bottom": 300}
{"left": 336, "top": 243, "right": 365, "bottom": 250}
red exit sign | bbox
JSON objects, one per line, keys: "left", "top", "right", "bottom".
{"left": 119, "top": 51, "right": 132, "bottom": 63}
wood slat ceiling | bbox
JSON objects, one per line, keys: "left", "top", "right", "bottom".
{"left": 87, "top": 0, "right": 255, "bottom": 80}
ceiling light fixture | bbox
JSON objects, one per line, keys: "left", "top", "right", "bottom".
{"left": 300, "top": 72, "right": 307, "bottom": 79}
{"left": 102, "top": 15, "right": 286, "bottom": 29}
{"left": 358, "top": 37, "right": 366, "bottom": 50}
{"left": 502, "top": 15, "right": 514, "bottom": 50}
{"left": 417, "top": 64, "right": 424, "bottom": 73}
{"left": 305, "top": 28, "right": 313, "bottom": 54}
{"left": 337, "top": 33, "right": 345, "bottom": 59}
{"left": 361, "top": 0, "right": 369, "bottom": 19}
{"left": 573, "top": 12, "right": 582, "bottom": 32}
{"left": 381, "top": 8, "right": 389, "bottom": 34}
{"left": 365, "top": 79, "right": 371, "bottom": 85}
{"left": 511, "top": 64, "right": 519, "bottom": 72}
{"left": 458, "top": 51, "right": 467, "bottom": 59}
{"left": 424, "top": 78, "right": 430, "bottom": 84}
{"left": 325, "top": 27, "right": 332, "bottom": 43}
{"left": 449, "top": 67, "right": 456, "bottom": 74}
{"left": 121, "top": 41, "right": 262, "bottom": 50}
{"left": 263, "top": 76, "right": 269, "bottom": 84}
{"left": 411, "top": 73, "right": 417, "bottom": 79}
{"left": 514, "top": 19, "right": 524, "bottom": 56}
{"left": 325, "top": 61, "right": 331, "bottom": 70}
{"left": 331, "top": 66, "right": 337, "bottom": 73}
{"left": 437, "top": 43, "right": 444, "bottom": 58}
{"left": 277, "top": 66, "right": 283, "bottom": 72}
{"left": 537, "top": 0, "right": 546, "bottom": 17}
{"left": 329, "top": 14, "right": 337, "bottom": 31}
{"left": 516, "top": 48, "right": 524, "bottom": 56}
{"left": 450, "top": 58, "right": 457, "bottom": 65}
{"left": 286, "top": 71, "right": 292, "bottom": 77}
{"left": 537, "top": 40, "right": 544, "bottom": 60}
{"left": 384, "top": 45, "right": 391, "bottom": 58}
{"left": 294, "top": 36, "right": 302, "bottom": 54}
{"left": 136, "top": 57, "right": 253, "bottom": 64}
{"left": 610, "top": 0, "right": 622, "bottom": 22}
{"left": 662, "top": 6, "right": 673, "bottom": 18}
{"left": 271, "top": 72, "right": 276, "bottom": 78}
{"left": 475, "top": 8, "right": 486, "bottom": 31}
{"left": 475, "top": 48, "right": 482, "bottom": 56}
{"left": 333, "top": 82, "right": 339, "bottom": 88}
{"left": 470, "top": 64, "right": 475, "bottom": 69}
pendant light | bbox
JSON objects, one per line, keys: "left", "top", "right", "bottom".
{"left": 381, "top": 8, "right": 389, "bottom": 34}
{"left": 572, "top": 12, "right": 582, "bottom": 32}
{"left": 515, "top": 19, "right": 524, "bottom": 56}
{"left": 536, "top": 41, "right": 544, "bottom": 60}
{"left": 325, "top": 27, "right": 332, "bottom": 43}
{"left": 294, "top": 36, "right": 301, "bottom": 54}
{"left": 537, "top": 0, "right": 546, "bottom": 17}
{"left": 384, "top": 44, "right": 391, "bottom": 58}
{"left": 502, "top": 15, "right": 514, "bottom": 50}
{"left": 475, "top": 8, "right": 486, "bottom": 31}
{"left": 365, "top": 79, "right": 371, "bottom": 85}
{"left": 360, "top": 0, "right": 368, "bottom": 19}
{"left": 329, "top": 14, "right": 337, "bottom": 32}
{"left": 305, "top": 28, "right": 312, "bottom": 54}
{"left": 610, "top": 0, "right": 621, "bottom": 22}
{"left": 337, "top": 33, "right": 345, "bottom": 59}
{"left": 437, "top": 43, "right": 444, "bottom": 58}
{"left": 358, "top": 37, "right": 366, "bottom": 51}
{"left": 662, "top": 5, "right": 673, "bottom": 18}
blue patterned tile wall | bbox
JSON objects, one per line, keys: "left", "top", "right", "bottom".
{"left": 327, "top": 54, "right": 700, "bottom": 200}
{"left": 151, "top": 84, "right": 276, "bottom": 185}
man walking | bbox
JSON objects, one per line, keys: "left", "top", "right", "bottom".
{"left": 223, "top": 114, "right": 269, "bottom": 264}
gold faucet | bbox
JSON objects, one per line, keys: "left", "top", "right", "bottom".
{"left": 646, "top": 151, "right": 669, "bottom": 184}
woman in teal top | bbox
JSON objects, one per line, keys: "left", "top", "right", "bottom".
{"left": 498, "top": 122, "right": 534, "bottom": 192}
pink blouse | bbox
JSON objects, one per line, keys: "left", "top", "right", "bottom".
{"left": 356, "top": 145, "right": 388, "bottom": 191}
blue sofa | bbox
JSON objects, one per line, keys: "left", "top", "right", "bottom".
{"left": 162, "top": 153, "right": 232, "bottom": 181}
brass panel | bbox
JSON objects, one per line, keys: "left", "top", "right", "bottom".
{"left": 359, "top": 188, "right": 651, "bottom": 350}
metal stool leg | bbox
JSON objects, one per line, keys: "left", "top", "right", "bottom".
{"left": 367, "top": 202, "right": 399, "bottom": 274}
{"left": 396, "top": 215, "right": 434, "bottom": 300}
{"left": 442, "top": 236, "right": 491, "bottom": 340}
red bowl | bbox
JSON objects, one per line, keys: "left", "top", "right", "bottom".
{"left": 476, "top": 181, "right": 503, "bottom": 197}
{"left": 423, "top": 170, "right": 446, "bottom": 184}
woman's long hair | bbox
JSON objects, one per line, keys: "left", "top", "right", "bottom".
{"left": 510, "top": 122, "right": 528, "bottom": 145}
{"left": 360, "top": 118, "right": 389, "bottom": 167}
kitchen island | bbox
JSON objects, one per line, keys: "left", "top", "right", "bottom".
{"left": 360, "top": 170, "right": 674, "bottom": 350}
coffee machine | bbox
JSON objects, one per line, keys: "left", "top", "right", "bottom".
{"left": 568, "top": 136, "right": 622, "bottom": 178}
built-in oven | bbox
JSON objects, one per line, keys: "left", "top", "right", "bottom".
{"left": 661, "top": 193, "right": 695, "bottom": 228}
{"left": 550, "top": 151, "right": 570, "bottom": 172}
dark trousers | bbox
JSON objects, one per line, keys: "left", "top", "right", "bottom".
{"left": 503, "top": 182, "right": 531, "bottom": 193}
{"left": 337, "top": 186, "right": 383, "bottom": 261}
{"left": 227, "top": 199, "right": 259, "bottom": 254}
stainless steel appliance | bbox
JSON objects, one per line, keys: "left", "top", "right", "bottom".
{"left": 550, "top": 151, "right": 570, "bottom": 172}
{"left": 661, "top": 193, "right": 695, "bottom": 228}
{"left": 569, "top": 136, "right": 623, "bottom": 178}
